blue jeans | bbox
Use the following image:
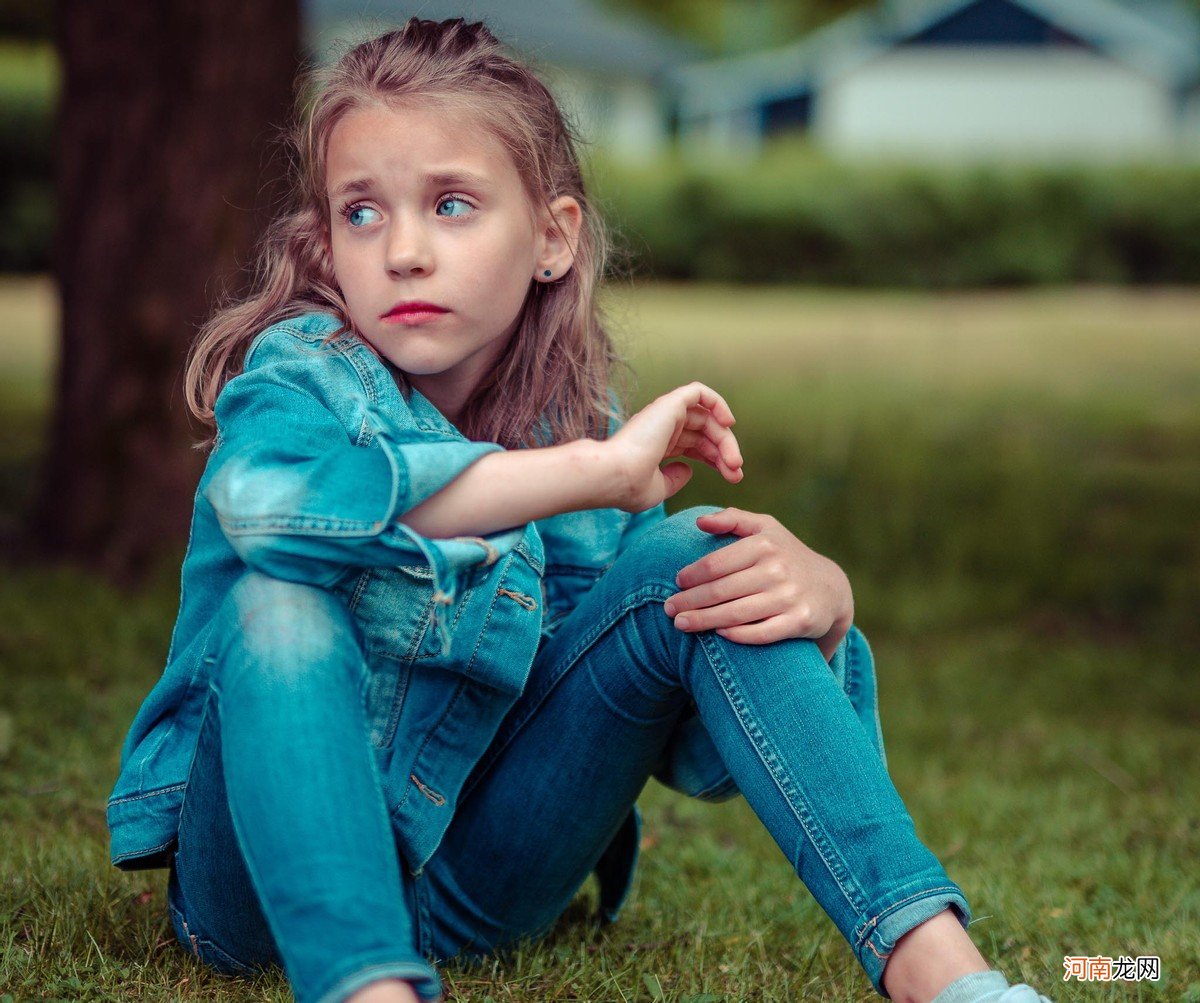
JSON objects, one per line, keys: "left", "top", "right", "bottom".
{"left": 167, "top": 507, "right": 971, "bottom": 1002}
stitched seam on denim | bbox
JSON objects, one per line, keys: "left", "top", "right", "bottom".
{"left": 464, "top": 555, "right": 517, "bottom": 674}
{"left": 393, "top": 676, "right": 470, "bottom": 814}
{"left": 403, "top": 569, "right": 479, "bottom": 662}
{"left": 357, "top": 413, "right": 374, "bottom": 447}
{"left": 169, "top": 843, "right": 259, "bottom": 974}
{"left": 865, "top": 939, "right": 891, "bottom": 961}
{"left": 458, "top": 582, "right": 674, "bottom": 803}
{"left": 113, "top": 838, "right": 176, "bottom": 863}
{"left": 274, "top": 321, "right": 333, "bottom": 346}
{"left": 695, "top": 630, "right": 870, "bottom": 920}
{"left": 408, "top": 591, "right": 441, "bottom": 661}
{"left": 347, "top": 568, "right": 373, "bottom": 612}
{"left": 853, "top": 884, "right": 964, "bottom": 947}
{"left": 544, "top": 562, "right": 607, "bottom": 577}
{"left": 843, "top": 630, "right": 861, "bottom": 705}
{"left": 513, "top": 536, "right": 544, "bottom": 574}
{"left": 109, "top": 782, "right": 187, "bottom": 806}
{"left": 196, "top": 934, "right": 258, "bottom": 974}
{"left": 449, "top": 582, "right": 476, "bottom": 631}
{"left": 218, "top": 515, "right": 388, "bottom": 535}
{"left": 178, "top": 911, "right": 201, "bottom": 957}
{"left": 852, "top": 629, "right": 887, "bottom": 758}
{"left": 692, "top": 775, "right": 738, "bottom": 800}
{"left": 377, "top": 662, "right": 411, "bottom": 750}
{"left": 339, "top": 340, "right": 382, "bottom": 410}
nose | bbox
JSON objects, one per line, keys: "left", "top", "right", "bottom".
{"left": 385, "top": 213, "right": 433, "bottom": 275}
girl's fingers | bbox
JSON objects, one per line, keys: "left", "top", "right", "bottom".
{"left": 687, "top": 436, "right": 722, "bottom": 471}
{"left": 671, "top": 592, "right": 776, "bottom": 632}
{"left": 678, "top": 432, "right": 743, "bottom": 481}
{"left": 681, "top": 409, "right": 742, "bottom": 467}
{"left": 696, "top": 411, "right": 742, "bottom": 470}
{"left": 676, "top": 382, "right": 736, "bottom": 428}
{"left": 673, "top": 430, "right": 711, "bottom": 467}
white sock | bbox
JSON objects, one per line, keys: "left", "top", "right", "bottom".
{"left": 929, "top": 969, "right": 1011, "bottom": 1003}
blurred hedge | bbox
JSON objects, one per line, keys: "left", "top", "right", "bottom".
{"left": 4, "top": 35, "right": 1200, "bottom": 285}
{"left": 0, "top": 41, "right": 54, "bottom": 272}
{"left": 589, "top": 143, "right": 1200, "bottom": 287}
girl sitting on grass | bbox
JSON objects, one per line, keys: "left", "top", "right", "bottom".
{"left": 107, "top": 17, "right": 1057, "bottom": 1003}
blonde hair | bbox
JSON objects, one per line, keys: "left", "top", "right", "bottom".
{"left": 183, "top": 17, "right": 633, "bottom": 451}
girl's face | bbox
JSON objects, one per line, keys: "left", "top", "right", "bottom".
{"left": 325, "top": 100, "right": 581, "bottom": 424}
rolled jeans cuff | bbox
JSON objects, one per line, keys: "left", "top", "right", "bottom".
{"left": 312, "top": 956, "right": 444, "bottom": 1003}
{"left": 855, "top": 883, "right": 973, "bottom": 999}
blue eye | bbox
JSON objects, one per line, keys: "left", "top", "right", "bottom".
{"left": 343, "top": 204, "right": 380, "bottom": 228}
{"left": 437, "top": 196, "right": 474, "bottom": 218}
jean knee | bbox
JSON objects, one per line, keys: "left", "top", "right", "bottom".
{"left": 622, "top": 505, "right": 728, "bottom": 588}
{"left": 212, "top": 571, "right": 364, "bottom": 694}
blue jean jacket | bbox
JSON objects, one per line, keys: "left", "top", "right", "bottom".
{"left": 108, "top": 309, "right": 807, "bottom": 924}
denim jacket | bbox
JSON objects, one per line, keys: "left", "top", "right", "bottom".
{"left": 106, "top": 309, "right": 750, "bottom": 925}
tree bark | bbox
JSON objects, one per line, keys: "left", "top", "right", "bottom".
{"left": 33, "top": 0, "right": 300, "bottom": 585}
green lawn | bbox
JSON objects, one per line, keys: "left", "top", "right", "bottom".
{"left": 2, "top": 277, "right": 1198, "bottom": 1001}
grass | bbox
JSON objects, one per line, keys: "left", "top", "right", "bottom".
{"left": 2, "top": 277, "right": 1198, "bottom": 1001}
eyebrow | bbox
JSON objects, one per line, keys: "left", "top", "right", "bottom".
{"left": 327, "top": 170, "right": 492, "bottom": 200}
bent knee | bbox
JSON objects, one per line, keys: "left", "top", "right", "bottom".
{"left": 216, "top": 572, "right": 362, "bottom": 685}
{"left": 618, "top": 505, "right": 728, "bottom": 587}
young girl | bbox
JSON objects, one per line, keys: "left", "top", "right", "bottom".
{"left": 107, "top": 18, "right": 1057, "bottom": 1003}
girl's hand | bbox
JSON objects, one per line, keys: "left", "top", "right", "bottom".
{"left": 663, "top": 507, "right": 853, "bottom": 661}
{"left": 606, "top": 382, "right": 744, "bottom": 513}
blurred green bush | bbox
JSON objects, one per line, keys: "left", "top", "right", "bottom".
{"left": 0, "top": 40, "right": 54, "bottom": 272}
{"left": 589, "top": 142, "right": 1200, "bottom": 287}
{"left": 4, "top": 37, "right": 1200, "bottom": 285}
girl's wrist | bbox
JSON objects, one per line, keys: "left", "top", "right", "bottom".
{"left": 571, "top": 437, "right": 630, "bottom": 510}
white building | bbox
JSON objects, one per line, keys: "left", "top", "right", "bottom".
{"left": 668, "top": 0, "right": 1200, "bottom": 163}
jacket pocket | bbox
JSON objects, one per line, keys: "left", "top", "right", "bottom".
{"left": 354, "top": 564, "right": 476, "bottom": 661}
{"left": 350, "top": 564, "right": 477, "bottom": 749}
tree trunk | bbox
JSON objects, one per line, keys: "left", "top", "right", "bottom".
{"left": 33, "top": 0, "right": 300, "bottom": 586}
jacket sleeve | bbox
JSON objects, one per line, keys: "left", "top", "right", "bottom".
{"left": 203, "top": 339, "right": 525, "bottom": 655}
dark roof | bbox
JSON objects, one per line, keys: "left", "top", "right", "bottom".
{"left": 304, "top": 0, "right": 709, "bottom": 80}
{"left": 668, "top": 0, "right": 1200, "bottom": 107}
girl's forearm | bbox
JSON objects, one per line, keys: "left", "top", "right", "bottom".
{"left": 396, "top": 439, "right": 623, "bottom": 539}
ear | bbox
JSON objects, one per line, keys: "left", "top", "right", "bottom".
{"left": 535, "top": 196, "right": 583, "bottom": 281}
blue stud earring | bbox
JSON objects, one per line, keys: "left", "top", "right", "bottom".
{"left": 543, "top": 270, "right": 552, "bottom": 278}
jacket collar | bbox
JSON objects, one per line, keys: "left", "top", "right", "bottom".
{"left": 301, "top": 309, "right": 471, "bottom": 443}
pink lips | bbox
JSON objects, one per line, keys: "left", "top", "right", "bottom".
{"left": 382, "top": 301, "right": 449, "bottom": 326}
